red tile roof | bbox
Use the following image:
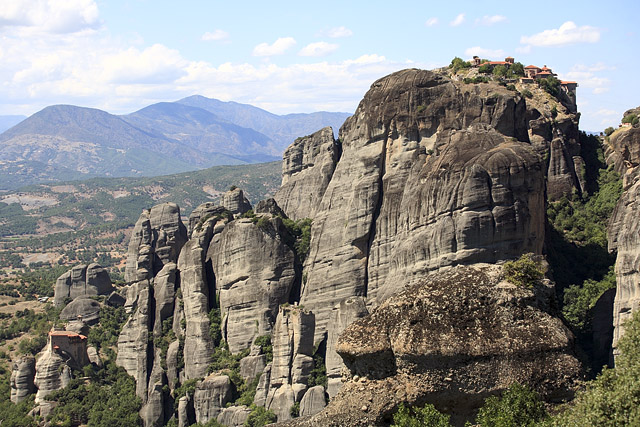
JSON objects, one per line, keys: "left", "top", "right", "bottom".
{"left": 525, "top": 65, "right": 540, "bottom": 69}
{"left": 561, "top": 81, "right": 577, "bottom": 85}
{"left": 49, "top": 331, "right": 87, "bottom": 339}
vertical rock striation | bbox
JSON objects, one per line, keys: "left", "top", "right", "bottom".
{"left": 607, "top": 121, "right": 640, "bottom": 358}
{"left": 274, "top": 126, "right": 341, "bottom": 220}
{"left": 208, "top": 216, "right": 297, "bottom": 353}
{"left": 54, "top": 263, "right": 113, "bottom": 307}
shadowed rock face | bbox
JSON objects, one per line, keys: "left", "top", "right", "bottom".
{"left": 607, "top": 122, "right": 640, "bottom": 357}
{"left": 290, "top": 264, "right": 582, "bottom": 426}
{"left": 297, "top": 69, "right": 545, "bottom": 343}
{"left": 274, "top": 126, "right": 341, "bottom": 221}
{"left": 125, "top": 202, "right": 187, "bottom": 282}
{"left": 54, "top": 263, "right": 113, "bottom": 307}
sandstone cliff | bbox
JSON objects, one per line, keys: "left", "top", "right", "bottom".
{"left": 54, "top": 263, "right": 113, "bottom": 307}
{"left": 607, "top": 117, "right": 640, "bottom": 357}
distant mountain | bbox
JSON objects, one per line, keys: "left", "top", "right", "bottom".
{"left": 0, "top": 98, "right": 350, "bottom": 190}
{"left": 0, "top": 115, "right": 26, "bottom": 133}
{"left": 123, "top": 102, "right": 280, "bottom": 162}
{"left": 176, "top": 95, "right": 351, "bottom": 151}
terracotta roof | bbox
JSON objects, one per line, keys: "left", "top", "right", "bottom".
{"left": 541, "top": 65, "right": 551, "bottom": 71}
{"left": 525, "top": 65, "right": 540, "bottom": 69}
{"left": 49, "top": 331, "right": 87, "bottom": 339}
{"left": 480, "top": 61, "right": 508, "bottom": 66}
{"left": 536, "top": 71, "right": 553, "bottom": 76}
{"left": 561, "top": 81, "right": 577, "bottom": 85}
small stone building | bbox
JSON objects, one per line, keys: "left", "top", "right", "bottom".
{"left": 48, "top": 329, "right": 90, "bottom": 368}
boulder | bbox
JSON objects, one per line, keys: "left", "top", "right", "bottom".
{"left": 216, "top": 405, "right": 252, "bottom": 427}
{"left": 324, "top": 264, "right": 582, "bottom": 425}
{"left": 106, "top": 291, "right": 126, "bottom": 307}
{"left": 59, "top": 296, "right": 101, "bottom": 324}
{"left": 10, "top": 356, "right": 35, "bottom": 403}
{"left": 220, "top": 187, "right": 252, "bottom": 215}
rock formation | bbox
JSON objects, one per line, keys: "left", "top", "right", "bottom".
{"left": 193, "top": 375, "right": 235, "bottom": 424}
{"left": 208, "top": 215, "right": 297, "bottom": 353}
{"left": 59, "top": 296, "right": 101, "bottom": 324}
{"left": 220, "top": 187, "right": 252, "bottom": 216}
{"left": 274, "top": 126, "right": 341, "bottom": 220}
{"left": 293, "top": 69, "right": 545, "bottom": 345}
{"left": 54, "top": 263, "right": 113, "bottom": 307}
{"left": 125, "top": 202, "right": 187, "bottom": 282}
{"left": 10, "top": 356, "right": 36, "bottom": 403}
{"left": 607, "top": 118, "right": 640, "bottom": 358}
{"left": 293, "top": 264, "right": 582, "bottom": 425}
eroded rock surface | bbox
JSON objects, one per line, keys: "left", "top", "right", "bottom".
{"left": 10, "top": 356, "right": 35, "bottom": 403}
{"left": 125, "top": 202, "right": 187, "bottom": 282}
{"left": 294, "top": 264, "right": 582, "bottom": 426}
{"left": 193, "top": 375, "right": 234, "bottom": 424}
{"left": 54, "top": 263, "right": 113, "bottom": 307}
{"left": 300, "top": 69, "right": 545, "bottom": 341}
{"left": 221, "top": 188, "right": 252, "bottom": 216}
{"left": 607, "top": 121, "right": 640, "bottom": 357}
{"left": 274, "top": 127, "right": 341, "bottom": 220}
{"left": 208, "top": 216, "right": 297, "bottom": 353}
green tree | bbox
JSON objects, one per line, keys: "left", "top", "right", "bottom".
{"left": 449, "top": 57, "right": 471, "bottom": 72}
{"left": 604, "top": 127, "right": 615, "bottom": 137}
{"left": 476, "top": 383, "right": 547, "bottom": 426}
{"left": 550, "top": 310, "right": 640, "bottom": 426}
{"left": 478, "top": 63, "right": 492, "bottom": 74}
{"left": 493, "top": 65, "right": 508, "bottom": 77}
{"left": 391, "top": 403, "right": 450, "bottom": 427}
{"left": 538, "top": 76, "right": 561, "bottom": 97}
{"left": 503, "top": 253, "right": 543, "bottom": 288}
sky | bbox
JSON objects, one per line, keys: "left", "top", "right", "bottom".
{"left": 0, "top": 0, "right": 638, "bottom": 131}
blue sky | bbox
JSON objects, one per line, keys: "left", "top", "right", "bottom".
{"left": 0, "top": 0, "right": 638, "bottom": 131}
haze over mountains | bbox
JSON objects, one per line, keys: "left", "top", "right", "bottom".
{"left": 0, "top": 97, "right": 349, "bottom": 190}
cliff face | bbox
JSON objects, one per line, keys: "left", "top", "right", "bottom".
{"left": 293, "top": 69, "right": 546, "bottom": 343}
{"left": 607, "top": 118, "right": 640, "bottom": 356}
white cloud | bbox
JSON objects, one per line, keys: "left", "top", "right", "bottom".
{"left": 563, "top": 64, "right": 611, "bottom": 95}
{"left": 327, "top": 26, "right": 352, "bottom": 38}
{"left": 202, "top": 29, "right": 229, "bottom": 42}
{"left": 299, "top": 42, "right": 339, "bottom": 57}
{"left": 252, "top": 37, "right": 296, "bottom": 56}
{"left": 520, "top": 21, "right": 601, "bottom": 47}
{"left": 476, "top": 15, "right": 507, "bottom": 26}
{"left": 464, "top": 46, "right": 505, "bottom": 58}
{"left": 450, "top": 14, "right": 465, "bottom": 27}
{"left": 425, "top": 17, "right": 438, "bottom": 27}
{"left": 0, "top": 0, "right": 100, "bottom": 34}
{"left": 595, "top": 108, "right": 618, "bottom": 116}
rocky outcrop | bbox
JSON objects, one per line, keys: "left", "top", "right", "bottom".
{"left": 607, "top": 122, "right": 640, "bottom": 358}
{"left": 325, "top": 297, "right": 368, "bottom": 398}
{"left": 59, "top": 296, "right": 101, "bottom": 324}
{"left": 297, "top": 264, "right": 582, "bottom": 425}
{"left": 116, "top": 279, "right": 153, "bottom": 399}
{"left": 178, "top": 206, "right": 230, "bottom": 380}
{"left": 10, "top": 356, "right": 35, "bottom": 403}
{"left": 257, "top": 306, "right": 316, "bottom": 422}
{"left": 125, "top": 203, "right": 187, "bottom": 282}
{"left": 153, "top": 263, "right": 178, "bottom": 336}
{"left": 193, "top": 375, "right": 235, "bottom": 424}
{"left": 217, "top": 406, "right": 252, "bottom": 427}
{"left": 54, "top": 263, "right": 113, "bottom": 307}
{"left": 299, "top": 70, "right": 545, "bottom": 342}
{"left": 34, "top": 348, "right": 72, "bottom": 403}
{"left": 239, "top": 345, "right": 267, "bottom": 383}
{"left": 208, "top": 216, "right": 297, "bottom": 353}
{"left": 221, "top": 188, "right": 252, "bottom": 216}
{"left": 299, "top": 385, "right": 327, "bottom": 417}
{"left": 274, "top": 127, "right": 341, "bottom": 220}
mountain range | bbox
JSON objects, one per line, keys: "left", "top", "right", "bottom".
{"left": 0, "top": 97, "right": 349, "bottom": 190}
